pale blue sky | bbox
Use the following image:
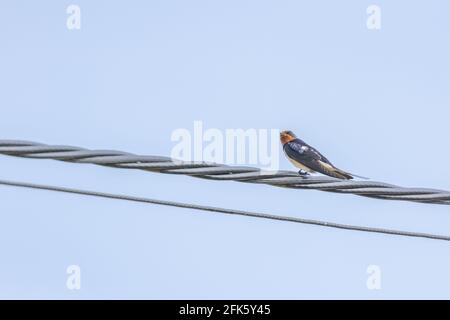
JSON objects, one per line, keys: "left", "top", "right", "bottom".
{"left": 1, "top": 0, "right": 450, "bottom": 299}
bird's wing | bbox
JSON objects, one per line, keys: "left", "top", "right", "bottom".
{"left": 309, "top": 160, "right": 353, "bottom": 180}
{"left": 284, "top": 140, "right": 328, "bottom": 163}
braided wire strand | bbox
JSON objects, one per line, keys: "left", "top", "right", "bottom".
{"left": 1, "top": 139, "right": 449, "bottom": 205}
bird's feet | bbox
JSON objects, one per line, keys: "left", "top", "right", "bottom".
{"left": 298, "top": 169, "right": 310, "bottom": 177}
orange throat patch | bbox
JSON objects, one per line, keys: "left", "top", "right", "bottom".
{"left": 280, "top": 135, "right": 296, "bottom": 144}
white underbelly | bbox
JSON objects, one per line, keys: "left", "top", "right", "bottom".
{"left": 288, "top": 158, "right": 315, "bottom": 173}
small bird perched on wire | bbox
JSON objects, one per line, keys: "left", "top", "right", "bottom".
{"left": 280, "top": 130, "right": 363, "bottom": 180}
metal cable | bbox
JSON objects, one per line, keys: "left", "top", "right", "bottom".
{"left": 1, "top": 139, "right": 450, "bottom": 205}
{"left": 1, "top": 178, "right": 449, "bottom": 242}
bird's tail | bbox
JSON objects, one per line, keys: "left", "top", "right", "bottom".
{"left": 334, "top": 168, "right": 369, "bottom": 180}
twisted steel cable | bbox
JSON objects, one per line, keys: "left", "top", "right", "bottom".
{"left": 1, "top": 178, "right": 449, "bottom": 242}
{"left": 1, "top": 139, "right": 449, "bottom": 205}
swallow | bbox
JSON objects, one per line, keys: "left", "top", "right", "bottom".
{"left": 280, "top": 130, "right": 360, "bottom": 180}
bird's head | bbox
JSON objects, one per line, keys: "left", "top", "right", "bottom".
{"left": 280, "top": 130, "right": 297, "bottom": 144}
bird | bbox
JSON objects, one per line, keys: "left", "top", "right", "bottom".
{"left": 280, "top": 130, "right": 361, "bottom": 180}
